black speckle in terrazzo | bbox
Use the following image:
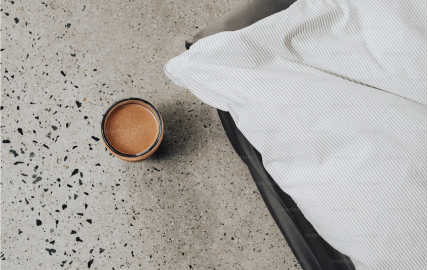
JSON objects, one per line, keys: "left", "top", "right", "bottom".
{"left": 71, "top": 169, "right": 78, "bottom": 177}
{"left": 14, "top": 17, "right": 19, "bottom": 24}
{"left": 9, "top": 150, "right": 18, "bottom": 157}
{"left": 45, "top": 249, "right": 56, "bottom": 255}
{"left": 52, "top": 125, "right": 58, "bottom": 131}
{"left": 13, "top": 161, "right": 24, "bottom": 165}
{"left": 3, "top": 139, "right": 11, "bottom": 143}
{"left": 86, "top": 219, "right": 92, "bottom": 224}
{"left": 61, "top": 71, "right": 66, "bottom": 76}
{"left": 88, "top": 259, "right": 94, "bottom": 268}
{"left": 65, "top": 23, "right": 71, "bottom": 28}
{"left": 62, "top": 204, "right": 67, "bottom": 210}
{"left": 91, "top": 136, "right": 99, "bottom": 141}
{"left": 17, "top": 128, "right": 23, "bottom": 135}
{"left": 76, "top": 237, "right": 83, "bottom": 242}
{"left": 32, "top": 176, "right": 42, "bottom": 184}
{"left": 60, "top": 261, "right": 67, "bottom": 267}
{"left": 43, "top": 144, "right": 49, "bottom": 149}
{"left": 36, "top": 220, "right": 42, "bottom": 226}
{"left": 71, "top": 230, "right": 77, "bottom": 234}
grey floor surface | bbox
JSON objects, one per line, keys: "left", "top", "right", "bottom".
{"left": 1, "top": 0, "right": 302, "bottom": 269}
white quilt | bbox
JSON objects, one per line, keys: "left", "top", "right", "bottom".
{"left": 164, "top": 0, "right": 426, "bottom": 269}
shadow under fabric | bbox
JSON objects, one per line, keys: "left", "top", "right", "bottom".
{"left": 186, "top": 1, "right": 356, "bottom": 269}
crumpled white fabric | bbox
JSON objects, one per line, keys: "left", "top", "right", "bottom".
{"left": 164, "top": 0, "right": 426, "bottom": 269}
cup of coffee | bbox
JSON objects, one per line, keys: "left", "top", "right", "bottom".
{"left": 101, "top": 98, "right": 163, "bottom": 162}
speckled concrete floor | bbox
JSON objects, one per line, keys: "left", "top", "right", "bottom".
{"left": 2, "top": 0, "right": 302, "bottom": 269}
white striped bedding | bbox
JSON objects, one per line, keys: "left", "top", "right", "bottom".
{"left": 164, "top": 0, "right": 427, "bottom": 269}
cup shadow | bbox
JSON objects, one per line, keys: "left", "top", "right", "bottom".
{"left": 150, "top": 101, "right": 208, "bottom": 161}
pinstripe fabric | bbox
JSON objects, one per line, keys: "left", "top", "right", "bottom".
{"left": 164, "top": 0, "right": 426, "bottom": 269}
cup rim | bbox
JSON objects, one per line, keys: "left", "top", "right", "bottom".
{"left": 101, "top": 97, "right": 163, "bottom": 158}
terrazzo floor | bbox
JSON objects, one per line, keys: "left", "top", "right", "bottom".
{"left": 2, "top": 0, "right": 302, "bottom": 269}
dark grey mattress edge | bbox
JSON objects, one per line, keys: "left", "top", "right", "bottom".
{"left": 217, "top": 110, "right": 356, "bottom": 270}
